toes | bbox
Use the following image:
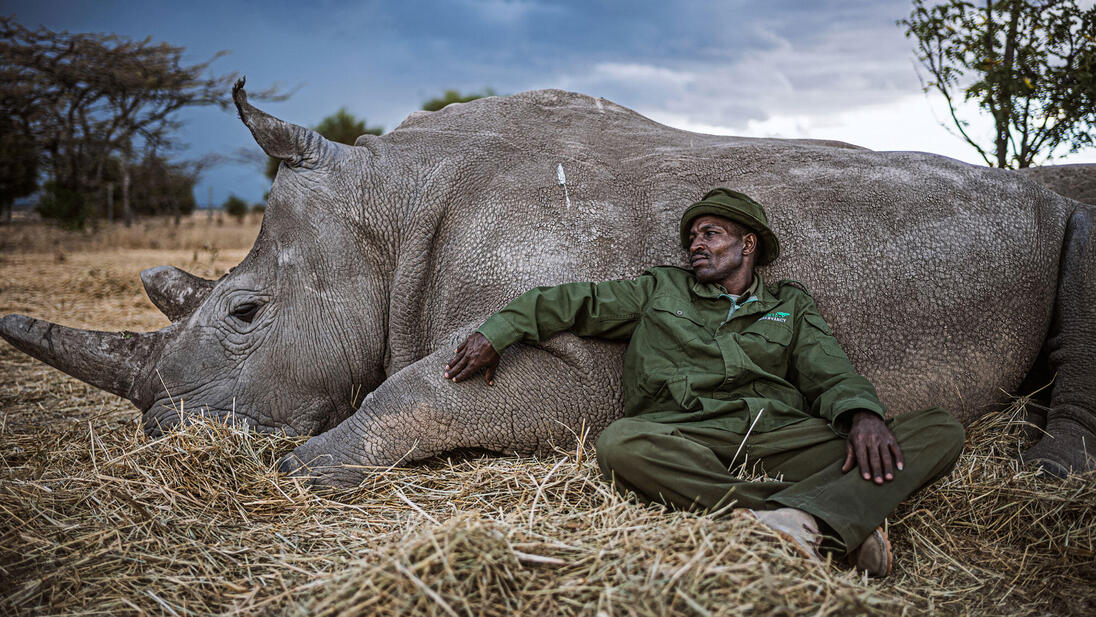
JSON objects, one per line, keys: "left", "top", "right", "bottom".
{"left": 276, "top": 453, "right": 304, "bottom": 476}
{"left": 275, "top": 450, "right": 362, "bottom": 488}
{"left": 1020, "top": 442, "right": 1078, "bottom": 477}
{"left": 1034, "top": 458, "right": 1070, "bottom": 478}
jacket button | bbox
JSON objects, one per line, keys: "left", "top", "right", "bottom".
{"left": 676, "top": 310, "right": 683, "bottom": 315}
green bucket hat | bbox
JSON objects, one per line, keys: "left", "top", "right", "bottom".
{"left": 679, "top": 187, "right": 780, "bottom": 266}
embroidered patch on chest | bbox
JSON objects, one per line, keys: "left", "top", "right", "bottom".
{"left": 759, "top": 311, "right": 791, "bottom": 323}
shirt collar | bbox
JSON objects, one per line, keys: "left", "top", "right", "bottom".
{"left": 691, "top": 272, "right": 764, "bottom": 301}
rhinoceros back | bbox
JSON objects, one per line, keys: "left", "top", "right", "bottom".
{"left": 379, "top": 89, "right": 1070, "bottom": 423}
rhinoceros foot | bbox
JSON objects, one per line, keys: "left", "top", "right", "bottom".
{"left": 276, "top": 437, "right": 366, "bottom": 488}
{"left": 275, "top": 452, "right": 306, "bottom": 476}
{"left": 1020, "top": 415, "right": 1096, "bottom": 477}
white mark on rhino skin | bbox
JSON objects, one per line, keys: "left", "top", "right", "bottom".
{"left": 278, "top": 246, "right": 300, "bottom": 266}
{"left": 557, "top": 163, "right": 572, "bottom": 210}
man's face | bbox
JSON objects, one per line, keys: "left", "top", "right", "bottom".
{"left": 687, "top": 215, "right": 757, "bottom": 285}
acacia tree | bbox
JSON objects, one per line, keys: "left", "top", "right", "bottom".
{"left": 264, "top": 108, "right": 382, "bottom": 180}
{"left": 0, "top": 113, "right": 38, "bottom": 223}
{"left": 421, "top": 88, "right": 495, "bottom": 112}
{"left": 902, "top": 0, "right": 1096, "bottom": 168}
{"left": 0, "top": 17, "right": 284, "bottom": 227}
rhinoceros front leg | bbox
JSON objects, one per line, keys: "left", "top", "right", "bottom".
{"left": 277, "top": 334, "right": 625, "bottom": 486}
{"left": 1024, "top": 206, "right": 1096, "bottom": 475}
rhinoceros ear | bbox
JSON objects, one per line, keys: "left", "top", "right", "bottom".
{"left": 141, "top": 266, "right": 215, "bottom": 322}
{"left": 232, "top": 77, "right": 339, "bottom": 170}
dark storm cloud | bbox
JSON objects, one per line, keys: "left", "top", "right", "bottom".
{"left": 3, "top": 0, "right": 923, "bottom": 202}
{"left": 542, "top": 0, "right": 918, "bottom": 128}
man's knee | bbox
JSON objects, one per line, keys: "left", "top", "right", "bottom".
{"left": 595, "top": 419, "right": 636, "bottom": 469}
{"left": 925, "top": 407, "right": 965, "bottom": 451}
{"left": 595, "top": 417, "right": 657, "bottom": 478}
{"left": 895, "top": 407, "right": 966, "bottom": 462}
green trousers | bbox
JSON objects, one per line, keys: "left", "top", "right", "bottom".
{"left": 595, "top": 408, "right": 965, "bottom": 551}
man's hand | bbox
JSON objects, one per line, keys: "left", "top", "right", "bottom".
{"left": 444, "top": 332, "right": 501, "bottom": 385}
{"left": 842, "top": 410, "right": 904, "bottom": 484}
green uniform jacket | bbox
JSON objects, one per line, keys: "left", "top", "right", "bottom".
{"left": 477, "top": 266, "right": 886, "bottom": 435}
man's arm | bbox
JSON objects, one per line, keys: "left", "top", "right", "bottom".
{"left": 446, "top": 275, "right": 655, "bottom": 383}
{"left": 788, "top": 294, "right": 903, "bottom": 484}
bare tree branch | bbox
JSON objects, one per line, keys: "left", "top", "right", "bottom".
{"left": 901, "top": 0, "right": 1096, "bottom": 168}
{"left": 0, "top": 16, "right": 292, "bottom": 226}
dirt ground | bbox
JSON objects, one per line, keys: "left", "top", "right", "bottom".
{"left": 0, "top": 217, "right": 1093, "bottom": 616}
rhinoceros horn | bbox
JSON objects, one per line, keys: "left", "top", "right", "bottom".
{"left": 0, "top": 314, "right": 168, "bottom": 405}
{"left": 141, "top": 266, "right": 215, "bottom": 322}
{"left": 232, "top": 77, "right": 338, "bottom": 169}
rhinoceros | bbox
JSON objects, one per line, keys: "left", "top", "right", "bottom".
{"left": 2, "top": 79, "right": 1094, "bottom": 485}
{"left": 1016, "top": 164, "right": 1096, "bottom": 206}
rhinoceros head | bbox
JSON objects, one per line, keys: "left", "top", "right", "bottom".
{"left": 0, "top": 80, "right": 392, "bottom": 436}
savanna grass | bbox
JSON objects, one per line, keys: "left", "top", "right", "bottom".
{"left": 0, "top": 358, "right": 1092, "bottom": 617}
{"left": 0, "top": 212, "right": 261, "bottom": 254}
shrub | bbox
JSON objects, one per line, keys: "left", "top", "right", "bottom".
{"left": 222, "top": 194, "right": 248, "bottom": 222}
{"left": 36, "top": 182, "right": 91, "bottom": 229}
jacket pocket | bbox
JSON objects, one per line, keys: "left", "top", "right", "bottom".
{"left": 649, "top": 297, "right": 708, "bottom": 329}
{"left": 639, "top": 297, "right": 709, "bottom": 356}
{"left": 736, "top": 322, "right": 793, "bottom": 377}
{"left": 664, "top": 374, "right": 696, "bottom": 410}
{"left": 636, "top": 374, "right": 690, "bottom": 412}
{"left": 743, "top": 322, "right": 793, "bottom": 346}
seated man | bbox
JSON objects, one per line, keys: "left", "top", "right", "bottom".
{"left": 444, "top": 188, "right": 965, "bottom": 577}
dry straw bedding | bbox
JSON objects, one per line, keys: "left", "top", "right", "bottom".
{"left": 0, "top": 224, "right": 1094, "bottom": 616}
{"left": 0, "top": 370, "right": 1092, "bottom": 617}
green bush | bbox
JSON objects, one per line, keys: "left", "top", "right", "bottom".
{"left": 37, "top": 182, "right": 92, "bottom": 229}
{"left": 223, "top": 194, "right": 248, "bottom": 222}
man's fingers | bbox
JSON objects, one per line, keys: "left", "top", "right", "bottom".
{"left": 841, "top": 442, "right": 855, "bottom": 473}
{"left": 451, "top": 359, "right": 482, "bottom": 382}
{"left": 855, "top": 441, "right": 871, "bottom": 481}
{"left": 446, "top": 354, "right": 471, "bottom": 380}
{"left": 890, "top": 442, "right": 905, "bottom": 471}
{"left": 845, "top": 415, "right": 903, "bottom": 483}
{"left": 868, "top": 443, "right": 884, "bottom": 484}
{"left": 444, "top": 347, "right": 467, "bottom": 374}
{"left": 485, "top": 365, "right": 496, "bottom": 386}
{"left": 880, "top": 444, "right": 894, "bottom": 481}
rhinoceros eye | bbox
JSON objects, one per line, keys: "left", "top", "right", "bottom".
{"left": 231, "top": 302, "right": 261, "bottom": 323}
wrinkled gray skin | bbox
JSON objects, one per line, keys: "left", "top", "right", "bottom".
{"left": 2, "top": 80, "right": 1094, "bottom": 486}
{"left": 1016, "top": 164, "right": 1096, "bottom": 206}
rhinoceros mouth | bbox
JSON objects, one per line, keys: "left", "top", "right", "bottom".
{"left": 141, "top": 397, "right": 306, "bottom": 438}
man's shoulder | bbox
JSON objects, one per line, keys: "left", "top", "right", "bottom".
{"left": 643, "top": 265, "right": 694, "bottom": 281}
{"left": 765, "top": 278, "right": 815, "bottom": 301}
{"left": 641, "top": 266, "right": 700, "bottom": 293}
{"left": 767, "top": 278, "right": 813, "bottom": 297}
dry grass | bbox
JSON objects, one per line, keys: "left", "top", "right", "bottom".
{"left": 0, "top": 247, "right": 245, "bottom": 331}
{"left": 0, "top": 212, "right": 262, "bottom": 255}
{"left": 0, "top": 224, "right": 1094, "bottom": 616}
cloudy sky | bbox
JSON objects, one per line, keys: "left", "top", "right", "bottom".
{"left": 9, "top": 0, "right": 1096, "bottom": 205}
